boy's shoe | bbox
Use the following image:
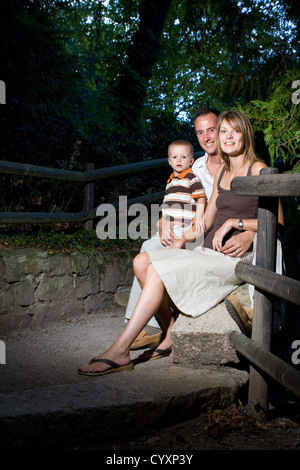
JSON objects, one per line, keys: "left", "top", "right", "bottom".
{"left": 225, "top": 295, "right": 252, "bottom": 336}
{"left": 130, "top": 329, "right": 164, "bottom": 350}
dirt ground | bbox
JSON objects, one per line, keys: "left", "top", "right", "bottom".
{"left": 79, "top": 384, "right": 300, "bottom": 451}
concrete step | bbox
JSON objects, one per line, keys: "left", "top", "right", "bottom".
{"left": 0, "top": 311, "right": 249, "bottom": 449}
{"left": 172, "top": 284, "right": 251, "bottom": 366}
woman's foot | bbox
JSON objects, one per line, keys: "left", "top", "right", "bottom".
{"left": 78, "top": 358, "right": 134, "bottom": 376}
{"left": 78, "top": 347, "right": 132, "bottom": 376}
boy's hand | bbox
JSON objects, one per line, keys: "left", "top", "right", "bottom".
{"left": 158, "top": 217, "right": 175, "bottom": 246}
{"left": 168, "top": 238, "right": 186, "bottom": 250}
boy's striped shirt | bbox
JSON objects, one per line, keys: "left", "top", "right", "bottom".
{"left": 162, "top": 168, "right": 205, "bottom": 223}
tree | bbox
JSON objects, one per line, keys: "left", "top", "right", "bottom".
{"left": 146, "top": 0, "right": 299, "bottom": 120}
{"left": 110, "top": 0, "right": 173, "bottom": 161}
{"left": 0, "top": 0, "right": 84, "bottom": 165}
{"left": 1, "top": 0, "right": 299, "bottom": 170}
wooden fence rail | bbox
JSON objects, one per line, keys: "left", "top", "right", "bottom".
{"left": 0, "top": 157, "right": 173, "bottom": 227}
{"left": 235, "top": 262, "right": 300, "bottom": 306}
{"left": 230, "top": 331, "right": 300, "bottom": 400}
{"left": 0, "top": 157, "right": 169, "bottom": 182}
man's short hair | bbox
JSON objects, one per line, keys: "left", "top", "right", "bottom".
{"left": 193, "top": 107, "right": 220, "bottom": 124}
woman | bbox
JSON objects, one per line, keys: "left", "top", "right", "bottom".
{"left": 78, "top": 110, "right": 281, "bottom": 376}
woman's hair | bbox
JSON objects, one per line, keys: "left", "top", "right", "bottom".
{"left": 217, "top": 110, "right": 259, "bottom": 170}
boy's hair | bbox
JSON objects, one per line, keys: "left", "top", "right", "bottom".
{"left": 217, "top": 109, "right": 260, "bottom": 170}
{"left": 193, "top": 107, "right": 220, "bottom": 125}
{"left": 168, "top": 140, "right": 194, "bottom": 156}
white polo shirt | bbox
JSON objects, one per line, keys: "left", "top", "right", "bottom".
{"left": 192, "top": 153, "right": 214, "bottom": 202}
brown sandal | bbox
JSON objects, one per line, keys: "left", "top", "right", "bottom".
{"left": 78, "top": 358, "right": 134, "bottom": 376}
{"left": 137, "top": 348, "right": 172, "bottom": 362}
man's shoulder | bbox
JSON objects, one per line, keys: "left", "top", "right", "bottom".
{"left": 192, "top": 152, "right": 207, "bottom": 169}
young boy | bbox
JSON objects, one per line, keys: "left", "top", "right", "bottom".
{"left": 126, "top": 139, "right": 205, "bottom": 346}
{"left": 161, "top": 139, "right": 205, "bottom": 240}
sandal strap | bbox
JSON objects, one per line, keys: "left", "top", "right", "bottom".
{"left": 89, "top": 358, "right": 120, "bottom": 368}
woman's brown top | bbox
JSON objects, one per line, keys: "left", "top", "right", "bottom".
{"left": 203, "top": 165, "right": 258, "bottom": 251}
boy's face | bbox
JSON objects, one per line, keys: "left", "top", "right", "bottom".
{"left": 168, "top": 143, "right": 194, "bottom": 176}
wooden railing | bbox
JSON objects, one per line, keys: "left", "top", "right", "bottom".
{"left": 0, "top": 158, "right": 172, "bottom": 229}
{"left": 230, "top": 167, "right": 300, "bottom": 422}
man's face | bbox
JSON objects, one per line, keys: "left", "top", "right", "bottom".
{"left": 194, "top": 113, "right": 218, "bottom": 156}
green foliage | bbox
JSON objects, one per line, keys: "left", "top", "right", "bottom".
{"left": 237, "top": 68, "right": 300, "bottom": 169}
{"left": 149, "top": 0, "right": 300, "bottom": 114}
{"left": 0, "top": 225, "right": 142, "bottom": 253}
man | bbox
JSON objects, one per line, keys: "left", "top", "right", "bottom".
{"left": 127, "top": 107, "right": 256, "bottom": 350}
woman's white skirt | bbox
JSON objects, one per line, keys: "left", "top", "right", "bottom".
{"left": 148, "top": 247, "right": 253, "bottom": 318}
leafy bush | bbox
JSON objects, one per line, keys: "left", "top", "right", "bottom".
{"left": 0, "top": 224, "right": 143, "bottom": 254}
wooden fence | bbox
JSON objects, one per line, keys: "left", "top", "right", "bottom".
{"left": 1, "top": 159, "right": 300, "bottom": 422}
{"left": 230, "top": 167, "right": 300, "bottom": 421}
{"left": 0, "top": 157, "right": 173, "bottom": 229}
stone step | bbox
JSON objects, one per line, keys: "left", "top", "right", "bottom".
{"left": 172, "top": 283, "right": 251, "bottom": 366}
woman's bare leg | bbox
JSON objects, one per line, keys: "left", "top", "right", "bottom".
{"left": 133, "top": 252, "right": 174, "bottom": 352}
{"left": 78, "top": 255, "right": 172, "bottom": 374}
{"left": 134, "top": 252, "right": 174, "bottom": 357}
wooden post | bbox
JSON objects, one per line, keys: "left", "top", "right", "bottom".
{"left": 83, "top": 163, "right": 95, "bottom": 232}
{"left": 248, "top": 167, "right": 279, "bottom": 421}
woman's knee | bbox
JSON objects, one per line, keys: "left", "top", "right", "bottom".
{"left": 133, "top": 252, "right": 149, "bottom": 277}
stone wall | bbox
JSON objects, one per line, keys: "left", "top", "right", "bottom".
{"left": 0, "top": 248, "right": 136, "bottom": 332}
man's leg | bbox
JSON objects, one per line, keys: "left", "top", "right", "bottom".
{"left": 225, "top": 295, "right": 253, "bottom": 336}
